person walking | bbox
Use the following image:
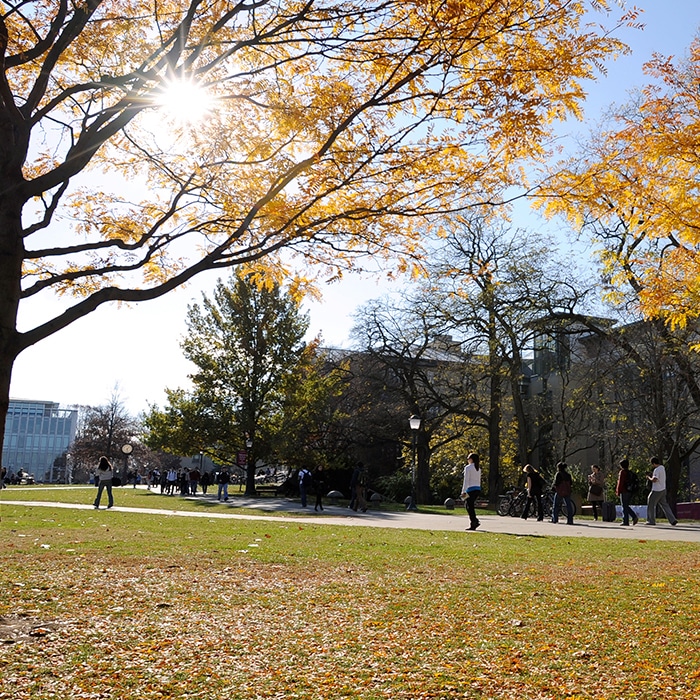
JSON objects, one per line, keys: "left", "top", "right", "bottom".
{"left": 166, "top": 467, "right": 178, "bottom": 495}
{"left": 93, "top": 456, "right": 115, "bottom": 510}
{"left": 551, "top": 461, "right": 575, "bottom": 525}
{"left": 521, "top": 464, "right": 544, "bottom": 521}
{"left": 298, "top": 465, "right": 313, "bottom": 508}
{"left": 216, "top": 467, "right": 231, "bottom": 502}
{"left": 587, "top": 464, "right": 605, "bottom": 521}
{"left": 200, "top": 470, "right": 211, "bottom": 495}
{"left": 645, "top": 457, "right": 678, "bottom": 526}
{"left": 461, "top": 452, "right": 482, "bottom": 531}
{"left": 189, "top": 466, "right": 200, "bottom": 495}
{"left": 616, "top": 459, "right": 638, "bottom": 526}
{"left": 313, "top": 465, "right": 328, "bottom": 512}
{"left": 349, "top": 462, "right": 367, "bottom": 512}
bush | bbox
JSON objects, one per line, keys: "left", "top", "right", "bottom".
{"left": 375, "top": 471, "right": 413, "bottom": 503}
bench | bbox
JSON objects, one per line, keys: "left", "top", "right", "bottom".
{"left": 255, "top": 484, "right": 280, "bottom": 497}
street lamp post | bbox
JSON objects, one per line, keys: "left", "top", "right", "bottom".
{"left": 408, "top": 414, "right": 421, "bottom": 511}
{"left": 245, "top": 435, "right": 253, "bottom": 492}
{"left": 121, "top": 443, "right": 133, "bottom": 487}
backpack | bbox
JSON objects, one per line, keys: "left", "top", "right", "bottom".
{"left": 626, "top": 470, "right": 639, "bottom": 493}
{"left": 300, "top": 469, "right": 312, "bottom": 487}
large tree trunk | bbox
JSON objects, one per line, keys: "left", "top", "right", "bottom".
{"left": 0, "top": 201, "right": 26, "bottom": 460}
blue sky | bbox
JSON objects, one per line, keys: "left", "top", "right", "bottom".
{"left": 9, "top": 1, "right": 700, "bottom": 415}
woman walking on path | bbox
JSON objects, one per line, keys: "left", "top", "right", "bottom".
{"left": 587, "top": 464, "right": 605, "bottom": 521}
{"left": 461, "top": 453, "right": 482, "bottom": 531}
{"left": 93, "top": 456, "right": 114, "bottom": 510}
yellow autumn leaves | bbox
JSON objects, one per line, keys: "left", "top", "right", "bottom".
{"left": 538, "top": 36, "right": 700, "bottom": 329}
{"left": 8, "top": 1, "right": 627, "bottom": 300}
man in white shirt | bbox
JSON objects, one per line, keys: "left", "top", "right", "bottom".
{"left": 645, "top": 457, "right": 678, "bottom": 526}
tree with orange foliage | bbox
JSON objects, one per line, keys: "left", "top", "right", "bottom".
{"left": 538, "top": 37, "right": 700, "bottom": 329}
{"left": 537, "top": 38, "right": 700, "bottom": 501}
{"left": 0, "top": 1, "right": 628, "bottom": 451}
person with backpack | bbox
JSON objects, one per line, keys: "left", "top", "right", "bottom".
{"left": 521, "top": 464, "right": 544, "bottom": 521}
{"left": 616, "top": 459, "right": 639, "bottom": 526}
{"left": 298, "top": 465, "right": 313, "bottom": 508}
{"left": 551, "top": 461, "right": 575, "bottom": 525}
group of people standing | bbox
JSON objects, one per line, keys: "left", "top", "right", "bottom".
{"left": 520, "top": 461, "right": 576, "bottom": 524}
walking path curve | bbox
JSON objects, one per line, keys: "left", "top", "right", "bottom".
{"left": 5, "top": 490, "right": 700, "bottom": 543}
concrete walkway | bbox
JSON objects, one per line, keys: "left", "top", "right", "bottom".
{"left": 5, "top": 490, "right": 700, "bottom": 543}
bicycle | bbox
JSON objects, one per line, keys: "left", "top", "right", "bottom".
{"left": 496, "top": 488, "right": 536, "bottom": 518}
{"left": 542, "top": 491, "right": 578, "bottom": 519}
{"left": 497, "top": 488, "right": 578, "bottom": 519}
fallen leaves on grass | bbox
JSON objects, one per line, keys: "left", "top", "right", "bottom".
{"left": 1, "top": 517, "right": 699, "bottom": 699}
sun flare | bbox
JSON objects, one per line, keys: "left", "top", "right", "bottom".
{"left": 156, "top": 78, "right": 214, "bottom": 124}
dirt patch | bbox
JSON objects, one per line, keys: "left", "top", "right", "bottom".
{"left": 0, "top": 615, "right": 60, "bottom": 644}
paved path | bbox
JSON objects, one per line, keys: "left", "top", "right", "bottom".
{"left": 5, "top": 491, "right": 700, "bottom": 543}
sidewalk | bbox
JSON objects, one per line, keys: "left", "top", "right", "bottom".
{"left": 6, "top": 492, "right": 700, "bottom": 543}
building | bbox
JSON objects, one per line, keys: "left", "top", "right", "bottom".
{"left": 2, "top": 399, "right": 79, "bottom": 483}
{"left": 526, "top": 317, "right": 700, "bottom": 499}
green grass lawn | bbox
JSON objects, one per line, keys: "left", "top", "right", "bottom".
{"left": 1, "top": 489, "right": 699, "bottom": 699}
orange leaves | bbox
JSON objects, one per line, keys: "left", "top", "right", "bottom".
{"left": 539, "top": 35, "right": 700, "bottom": 326}
{"left": 7, "top": 0, "right": 630, "bottom": 319}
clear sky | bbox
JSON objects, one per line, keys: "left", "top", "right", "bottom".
{"left": 9, "top": 1, "right": 700, "bottom": 416}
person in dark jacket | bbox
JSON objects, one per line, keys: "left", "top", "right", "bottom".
{"left": 200, "top": 471, "right": 211, "bottom": 495}
{"left": 313, "top": 465, "right": 328, "bottom": 512}
{"left": 551, "top": 461, "right": 574, "bottom": 525}
{"left": 216, "top": 468, "right": 230, "bottom": 502}
{"left": 616, "top": 459, "right": 638, "bottom": 526}
{"left": 349, "top": 462, "right": 367, "bottom": 512}
{"left": 521, "top": 464, "right": 544, "bottom": 521}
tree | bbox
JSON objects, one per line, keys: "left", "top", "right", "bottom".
{"left": 537, "top": 37, "right": 700, "bottom": 501}
{"left": 350, "top": 295, "right": 485, "bottom": 504}
{"left": 69, "top": 390, "right": 139, "bottom": 480}
{"left": 427, "top": 217, "right": 592, "bottom": 499}
{"left": 144, "top": 270, "right": 310, "bottom": 494}
{"left": 538, "top": 37, "right": 700, "bottom": 328}
{"left": 273, "top": 345, "right": 351, "bottom": 472}
{"left": 0, "top": 1, "right": 628, "bottom": 454}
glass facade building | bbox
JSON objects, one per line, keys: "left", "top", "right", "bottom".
{"left": 2, "top": 399, "right": 78, "bottom": 482}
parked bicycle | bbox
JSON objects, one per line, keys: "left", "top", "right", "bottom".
{"left": 496, "top": 488, "right": 535, "bottom": 518}
{"left": 497, "top": 488, "right": 577, "bottom": 519}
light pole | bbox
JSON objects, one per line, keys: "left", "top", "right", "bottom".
{"left": 408, "top": 414, "right": 421, "bottom": 511}
{"left": 121, "top": 443, "right": 133, "bottom": 487}
{"left": 245, "top": 435, "right": 253, "bottom": 492}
